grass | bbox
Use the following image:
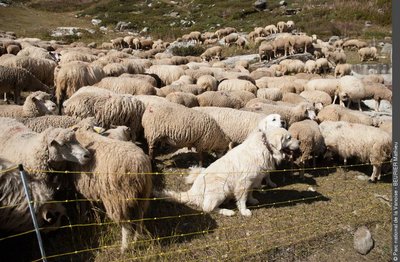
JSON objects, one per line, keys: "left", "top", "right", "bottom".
{"left": 0, "top": 153, "right": 392, "bottom": 261}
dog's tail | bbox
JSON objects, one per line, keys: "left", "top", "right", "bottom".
{"left": 155, "top": 189, "right": 191, "bottom": 204}
{"left": 185, "top": 166, "right": 205, "bottom": 184}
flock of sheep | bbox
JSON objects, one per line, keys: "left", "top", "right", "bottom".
{"left": 0, "top": 21, "right": 392, "bottom": 253}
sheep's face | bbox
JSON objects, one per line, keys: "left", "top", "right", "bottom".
{"left": 47, "top": 129, "right": 91, "bottom": 165}
{"left": 39, "top": 203, "right": 67, "bottom": 233}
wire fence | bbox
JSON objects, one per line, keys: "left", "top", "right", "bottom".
{"left": 0, "top": 160, "right": 392, "bottom": 262}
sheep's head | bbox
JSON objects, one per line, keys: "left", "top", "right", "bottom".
{"left": 45, "top": 128, "right": 91, "bottom": 165}
{"left": 299, "top": 102, "right": 316, "bottom": 120}
{"left": 23, "top": 91, "right": 57, "bottom": 116}
{"left": 38, "top": 203, "right": 67, "bottom": 233}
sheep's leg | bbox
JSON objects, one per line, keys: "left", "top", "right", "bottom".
{"left": 3, "top": 92, "right": 7, "bottom": 102}
{"left": 357, "top": 100, "right": 362, "bottom": 111}
{"left": 369, "top": 165, "right": 381, "bottom": 182}
{"left": 313, "top": 154, "right": 317, "bottom": 168}
{"left": 121, "top": 224, "right": 132, "bottom": 252}
{"left": 299, "top": 161, "right": 305, "bottom": 180}
{"left": 375, "top": 100, "right": 380, "bottom": 112}
{"left": 14, "top": 90, "right": 21, "bottom": 105}
{"left": 198, "top": 152, "right": 204, "bottom": 167}
{"left": 332, "top": 94, "right": 337, "bottom": 104}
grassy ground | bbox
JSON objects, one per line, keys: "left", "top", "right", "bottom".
{"left": 0, "top": 152, "right": 392, "bottom": 262}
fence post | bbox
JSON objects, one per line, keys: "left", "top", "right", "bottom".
{"left": 18, "top": 164, "right": 48, "bottom": 262}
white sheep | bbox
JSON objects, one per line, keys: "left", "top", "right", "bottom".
{"left": 200, "top": 46, "right": 223, "bottom": 61}
{"left": 358, "top": 47, "right": 378, "bottom": 62}
{"left": 259, "top": 42, "right": 274, "bottom": 61}
{"left": 0, "top": 91, "right": 56, "bottom": 118}
{"left": 145, "top": 64, "right": 185, "bottom": 86}
{"left": 0, "top": 66, "right": 50, "bottom": 104}
{"left": 0, "top": 117, "right": 90, "bottom": 183}
{"left": 334, "top": 63, "right": 352, "bottom": 78}
{"left": 197, "top": 90, "right": 244, "bottom": 109}
{"left": 166, "top": 91, "right": 199, "bottom": 107}
{"left": 196, "top": 74, "right": 218, "bottom": 91}
{"left": 305, "top": 78, "right": 339, "bottom": 98}
{"left": 265, "top": 24, "right": 278, "bottom": 35}
{"left": 315, "top": 58, "right": 332, "bottom": 74}
{"left": 300, "top": 90, "right": 332, "bottom": 107}
{"left": 257, "top": 88, "right": 283, "bottom": 101}
{"left": 0, "top": 158, "right": 66, "bottom": 233}
{"left": 141, "top": 102, "right": 231, "bottom": 164}
{"left": 319, "top": 121, "right": 391, "bottom": 182}
{"left": 94, "top": 76, "right": 156, "bottom": 95}
{"left": 316, "top": 104, "right": 377, "bottom": 126}
{"left": 362, "top": 81, "right": 392, "bottom": 112}
{"left": 334, "top": 75, "right": 366, "bottom": 111}
{"left": 279, "top": 59, "right": 305, "bottom": 75}
{"left": 218, "top": 79, "right": 258, "bottom": 94}
{"left": 305, "top": 60, "right": 317, "bottom": 74}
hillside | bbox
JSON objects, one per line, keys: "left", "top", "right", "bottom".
{"left": 0, "top": 0, "right": 392, "bottom": 43}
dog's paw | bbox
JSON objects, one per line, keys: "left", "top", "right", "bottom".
{"left": 247, "top": 198, "right": 259, "bottom": 205}
{"left": 219, "top": 209, "right": 236, "bottom": 216}
{"left": 240, "top": 209, "right": 252, "bottom": 217}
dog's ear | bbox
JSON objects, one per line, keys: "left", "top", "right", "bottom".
{"left": 270, "top": 132, "right": 283, "bottom": 151}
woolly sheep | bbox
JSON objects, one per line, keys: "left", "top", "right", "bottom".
{"left": 196, "top": 74, "right": 218, "bottom": 91}
{"left": 100, "top": 125, "right": 132, "bottom": 141}
{"left": 281, "top": 92, "right": 308, "bottom": 105}
{"left": 94, "top": 76, "right": 156, "bottom": 95}
{"left": 68, "top": 124, "right": 152, "bottom": 252}
{"left": 300, "top": 90, "right": 332, "bottom": 107}
{"left": 326, "top": 50, "right": 347, "bottom": 65}
{"left": 378, "top": 120, "right": 392, "bottom": 136}
{"left": 316, "top": 104, "right": 377, "bottom": 126}
{"left": 334, "top": 63, "right": 352, "bottom": 78}
{"left": 358, "top": 47, "right": 378, "bottom": 62}
{"left": 145, "top": 65, "right": 185, "bottom": 86}
{"left": 0, "top": 66, "right": 50, "bottom": 104}
{"left": 305, "top": 60, "right": 317, "bottom": 74}
{"left": 292, "top": 35, "right": 313, "bottom": 53}
{"left": 277, "top": 21, "right": 287, "bottom": 33}
{"left": 342, "top": 39, "right": 367, "bottom": 50}
{"left": 288, "top": 120, "right": 325, "bottom": 178}
{"left": 218, "top": 79, "right": 258, "bottom": 94}
{"left": 0, "top": 117, "right": 90, "bottom": 183}
{"left": 257, "top": 88, "right": 283, "bottom": 101}
{"left": 141, "top": 102, "right": 231, "bottom": 164}
{"left": 243, "top": 102, "right": 316, "bottom": 126}
{"left": 315, "top": 58, "right": 331, "bottom": 74}
{"left": 227, "top": 90, "right": 256, "bottom": 105}
{"left": 319, "top": 121, "right": 391, "bottom": 182}
{"left": 59, "top": 51, "right": 98, "bottom": 64}
{"left": 200, "top": 46, "right": 223, "bottom": 61}
{"left": 224, "top": 33, "right": 239, "bottom": 47}
{"left": 17, "top": 45, "right": 56, "bottom": 61}
{"left": 265, "top": 24, "right": 278, "bottom": 35}
{"left": 170, "top": 75, "right": 195, "bottom": 86}
{"left": 334, "top": 75, "right": 366, "bottom": 111}
{"left": 166, "top": 92, "right": 199, "bottom": 107}
{"left": 305, "top": 78, "right": 339, "bottom": 98}
{"left": 197, "top": 90, "right": 244, "bottom": 109}
{"left": 279, "top": 59, "right": 305, "bottom": 75}
{"left": 64, "top": 92, "right": 145, "bottom": 140}
{"left": 0, "top": 158, "right": 66, "bottom": 233}
{"left": 259, "top": 42, "right": 274, "bottom": 61}
{"left": 157, "top": 84, "right": 204, "bottom": 97}
{"left": 54, "top": 61, "right": 105, "bottom": 114}
{"left": 0, "top": 91, "right": 56, "bottom": 118}
{"left": 363, "top": 81, "right": 392, "bottom": 111}
{"left": 362, "top": 74, "right": 385, "bottom": 84}
{"left": 19, "top": 115, "right": 80, "bottom": 132}
{"left": 185, "top": 67, "right": 214, "bottom": 80}
{"left": 101, "top": 63, "right": 128, "bottom": 77}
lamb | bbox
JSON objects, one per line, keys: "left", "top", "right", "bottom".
{"left": 319, "top": 121, "right": 391, "bottom": 182}
{"left": 358, "top": 47, "right": 378, "bottom": 62}
{"left": 0, "top": 91, "right": 56, "bottom": 118}
{"left": 67, "top": 122, "right": 152, "bottom": 252}
{"left": 0, "top": 55, "right": 57, "bottom": 87}
{"left": 141, "top": 102, "right": 231, "bottom": 164}
{"left": 362, "top": 81, "right": 392, "bottom": 111}
{"left": 94, "top": 76, "right": 156, "bottom": 95}
{"left": 334, "top": 75, "right": 366, "bottom": 111}
{"left": 63, "top": 92, "right": 145, "bottom": 140}
{"left": 193, "top": 107, "right": 285, "bottom": 145}
{"left": 300, "top": 90, "right": 332, "bottom": 107}
{"left": 288, "top": 120, "right": 325, "bottom": 178}
{"left": 145, "top": 65, "right": 185, "bottom": 86}
{"left": 0, "top": 158, "right": 66, "bottom": 233}
{"left": 334, "top": 63, "right": 352, "bottom": 78}
{"left": 0, "top": 66, "right": 50, "bottom": 104}
{"left": 257, "top": 88, "right": 283, "bottom": 101}
{"left": 0, "top": 117, "right": 90, "bottom": 183}
{"left": 316, "top": 104, "right": 377, "bottom": 126}
{"left": 54, "top": 61, "right": 105, "bottom": 114}
{"left": 166, "top": 92, "right": 199, "bottom": 107}
{"left": 218, "top": 79, "right": 258, "bottom": 94}
{"left": 197, "top": 91, "right": 244, "bottom": 109}
{"left": 243, "top": 102, "right": 316, "bottom": 127}
{"left": 200, "top": 46, "right": 223, "bottom": 61}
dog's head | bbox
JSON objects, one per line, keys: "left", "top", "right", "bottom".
{"left": 258, "top": 114, "right": 287, "bottom": 132}
{"left": 265, "top": 127, "right": 300, "bottom": 161}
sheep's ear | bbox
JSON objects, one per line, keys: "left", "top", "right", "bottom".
{"left": 50, "top": 139, "right": 62, "bottom": 147}
{"left": 32, "top": 96, "right": 39, "bottom": 102}
{"left": 71, "top": 126, "right": 79, "bottom": 132}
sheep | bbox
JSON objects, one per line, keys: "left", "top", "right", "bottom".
{"left": 334, "top": 63, "right": 352, "bottom": 78}
{"left": 19, "top": 115, "right": 80, "bottom": 132}
{"left": 193, "top": 107, "right": 285, "bottom": 145}
{"left": 358, "top": 47, "right": 378, "bottom": 62}
{"left": 316, "top": 104, "right": 377, "bottom": 126}
{"left": 342, "top": 39, "right": 368, "bottom": 50}
{"left": 6, "top": 44, "right": 20, "bottom": 55}
{"left": 94, "top": 76, "right": 156, "bottom": 95}
{"left": 227, "top": 90, "right": 256, "bottom": 105}
{"left": 265, "top": 24, "right": 278, "bottom": 35}
{"left": 362, "top": 81, "right": 392, "bottom": 111}
{"left": 166, "top": 92, "right": 199, "bottom": 107}
{"left": 0, "top": 55, "right": 57, "bottom": 87}
{"left": 141, "top": 102, "right": 231, "bottom": 164}
{"left": 288, "top": 120, "right": 325, "bottom": 178}
{"left": 63, "top": 92, "right": 145, "bottom": 141}
{"left": 54, "top": 61, "right": 105, "bottom": 114}
{"left": 0, "top": 158, "right": 66, "bottom": 233}
{"left": 0, "top": 66, "right": 50, "bottom": 104}
{"left": 378, "top": 120, "right": 392, "bottom": 136}
{"left": 279, "top": 59, "right": 305, "bottom": 75}
{"left": 259, "top": 42, "right": 274, "bottom": 61}
{"left": 102, "top": 63, "right": 128, "bottom": 77}
{"left": 185, "top": 67, "right": 214, "bottom": 80}
{"left": 257, "top": 88, "right": 283, "bottom": 101}
{"left": 305, "top": 78, "right": 339, "bottom": 98}
{"left": 145, "top": 65, "right": 185, "bottom": 86}
{"left": 315, "top": 58, "right": 331, "bottom": 74}
{"left": 200, "top": 46, "right": 223, "bottom": 61}
{"left": 334, "top": 75, "right": 366, "bottom": 111}
{"left": 326, "top": 50, "right": 347, "bottom": 65}
{"left": 236, "top": 37, "right": 247, "bottom": 49}
{"left": 218, "top": 79, "right": 258, "bottom": 94}
{"left": 100, "top": 125, "right": 132, "bottom": 141}
{"left": 196, "top": 74, "right": 218, "bottom": 91}
{"left": 243, "top": 102, "right": 316, "bottom": 127}
{"left": 0, "top": 91, "right": 56, "bottom": 118}
{"left": 59, "top": 51, "right": 98, "bottom": 64}
{"left": 0, "top": 117, "right": 90, "bottom": 183}
{"left": 277, "top": 21, "right": 287, "bottom": 33}
{"left": 120, "top": 73, "right": 159, "bottom": 87}
{"left": 292, "top": 35, "right": 313, "bottom": 54}
{"left": 272, "top": 37, "right": 294, "bottom": 57}
{"left": 362, "top": 74, "right": 385, "bottom": 84}
{"left": 68, "top": 123, "right": 152, "bottom": 252}
{"left": 305, "top": 60, "right": 317, "bottom": 74}
{"left": 112, "top": 37, "right": 128, "bottom": 49}
{"left": 197, "top": 90, "right": 244, "bottom": 109}
{"left": 319, "top": 121, "right": 391, "bottom": 182}
{"left": 300, "top": 90, "right": 332, "bottom": 107}
{"left": 157, "top": 84, "right": 204, "bottom": 97}
{"left": 281, "top": 92, "right": 308, "bottom": 104}
{"left": 170, "top": 75, "right": 195, "bottom": 86}
{"left": 17, "top": 45, "right": 56, "bottom": 61}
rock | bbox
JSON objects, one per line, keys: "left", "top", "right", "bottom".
{"left": 353, "top": 226, "right": 374, "bottom": 255}
{"left": 91, "top": 19, "right": 102, "bottom": 26}
{"left": 328, "top": 36, "right": 340, "bottom": 44}
{"left": 254, "top": 0, "right": 267, "bottom": 10}
{"left": 381, "top": 43, "right": 392, "bottom": 55}
{"left": 115, "top": 21, "right": 132, "bottom": 31}
{"left": 279, "top": 0, "right": 287, "bottom": 6}
{"left": 87, "top": 42, "right": 97, "bottom": 48}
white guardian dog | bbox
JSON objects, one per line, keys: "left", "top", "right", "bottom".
{"left": 159, "top": 114, "right": 299, "bottom": 217}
